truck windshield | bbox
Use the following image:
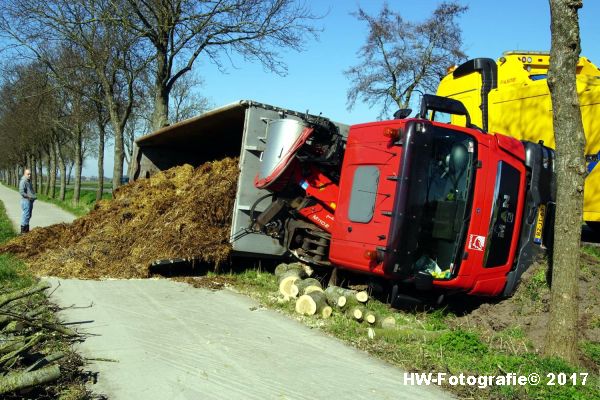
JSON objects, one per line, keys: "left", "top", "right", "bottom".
{"left": 395, "top": 124, "right": 475, "bottom": 277}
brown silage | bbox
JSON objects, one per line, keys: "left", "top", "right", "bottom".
{"left": 0, "top": 158, "right": 239, "bottom": 279}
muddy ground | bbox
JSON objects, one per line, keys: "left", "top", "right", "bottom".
{"left": 451, "top": 254, "right": 600, "bottom": 366}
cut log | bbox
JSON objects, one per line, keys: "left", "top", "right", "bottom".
{"left": 0, "top": 364, "right": 60, "bottom": 395}
{"left": 323, "top": 286, "right": 347, "bottom": 308}
{"left": 320, "top": 305, "right": 333, "bottom": 319}
{"left": 0, "top": 333, "right": 43, "bottom": 367}
{"left": 295, "top": 291, "right": 329, "bottom": 316}
{"left": 0, "top": 282, "right": 51, "bottom": 308}
{"left": 294, "top": 278, "right": 323, "bottom": 296}
{"left": 363, "top": 310, "right": 377, "bottom": 325}
{"left": 274, "top": 262, "right": 311, "bottom": 278}
{"left": 325, "top": 285, "right": 368, "bottom": 304}
{"left": 376, "top": 316, "right": 396, "bottom": 329}
{"left": 25, "top": 351, "right": 66, "bottom": 372}
{"left": 355, "top": 290, "right": 369, "bottom": 303}
{"left": 0, "top": 338, "right": 26, "bottom": 355}
{"left": 346, "top": 305, "right": 365, "bottom": 321}
{"left": 277, "top": 269, "right": 307, "bottom": 298}
{"left": 275, "top": 263, "right": 309, "bottom": 298}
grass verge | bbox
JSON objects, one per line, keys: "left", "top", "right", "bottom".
{"left": 35, "top": 188, "right": 112, "bottom": 217}
{"left": 217, "top": 265, "right": 599, "bottom": 400}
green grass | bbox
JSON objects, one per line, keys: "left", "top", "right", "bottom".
{"left": 581, "top": 245, "right": 600, "bottom": 260}
{"left": 0, "top": 201, "right": 16, "bottom": 243}
{"left": 0, "top": 201, "right": 35, "bottom": 289}
{"left": 224, "top": 267, "right": 599, "bottom": 400}
{"left": 36, "top": 188, "right": 112, "bottom": 217}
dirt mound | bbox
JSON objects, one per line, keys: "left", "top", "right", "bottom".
{"left": 0, "top": 158, "right": 239, "bottom": 278}
{"left": 454, "top": 254, "right": 600, "bottom": 358}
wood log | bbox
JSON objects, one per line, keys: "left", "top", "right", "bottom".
{"left": 0, "top": 282, "right": 51, "bottom": 308}
{"left": 25, "top": 351, "right": 66, "bottom": 372}
{"left": 0, "top": 364, "right": 61, "bottom": 395}
{"left": 320, "top": 305, "right": 333, "bottom": 319}
{"left": 294, "top": 278, "right": 323, "bottom": 296}
{"left": 20, "top": 319, "right": 78, "bottom": 337}
{"left": 363, "top": 310, "right": 377, "bottom": 325}
{"left": 375, "top": 316, "right": 396, "bottom": 329}
{"left": 346, "top": 305, "right": 365, "bottom": 321}
{"left": 274, "top": 262, "right": 311, "bottom": 278}
{"left": 295, "top": 291, "right": 329, "bottom": 316}
{"left": 277, "top": 269, "right": 306, "bottom": 298}
{"left": 323, "top": 286, "right": 347, "bottom": 308}
{"left": 0, "top": 333, "right": 43, "bottom": 367}
{"left": 0, "top": 338, "right": 26, "bottom": 355}
{"left": 325, "top": 285, "right": 368, "bottom": 304}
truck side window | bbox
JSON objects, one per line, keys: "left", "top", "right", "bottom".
{"left": 348, "top": 166, "right": 379, "bottom": 223}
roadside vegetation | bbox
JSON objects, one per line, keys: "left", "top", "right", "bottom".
{"left": 35, "top": 187, "right": 112, "bottom": 217}
{"left": 215, "top": 256, "right": 599, "bottom": 400}
{"left": 0, "top": 201, "right": 90, "bottom": 399}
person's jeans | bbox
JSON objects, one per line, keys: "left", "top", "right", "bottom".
{"left": 21, "top": 199, "right": 33, "bottom": 226}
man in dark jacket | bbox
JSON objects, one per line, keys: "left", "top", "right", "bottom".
{"left": 18, "top": 169, "right": 36, "bottom": 233}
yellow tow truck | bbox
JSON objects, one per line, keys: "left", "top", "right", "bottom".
{"left": 436, "top": 51, "right": 600, "bottom": 229}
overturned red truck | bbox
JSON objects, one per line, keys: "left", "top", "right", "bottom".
{"left": 131, "top": 95, "right": 555, "bottom": 301}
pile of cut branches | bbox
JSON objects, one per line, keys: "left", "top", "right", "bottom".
{"left": 0, "top": 282, "right": 84, "bottom": 397}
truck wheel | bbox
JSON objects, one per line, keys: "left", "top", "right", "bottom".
{"left": 585, "top": 221, "right": 600, "bottom": 235}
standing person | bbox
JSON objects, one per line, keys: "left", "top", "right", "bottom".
{"left": 19, "top": 169, "right": 36, "bottom": 233}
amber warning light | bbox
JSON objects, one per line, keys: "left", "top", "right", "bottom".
{"left": 383, "top": 127, "right": 400, "bottom": 140}
{"left": 364, "top": 249, "right": 379, "bottom": 261}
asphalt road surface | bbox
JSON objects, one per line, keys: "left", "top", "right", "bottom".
{"left": 0, "top": 183, "right": 452, "bottom": 399}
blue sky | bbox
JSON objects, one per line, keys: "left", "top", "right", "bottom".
{"left": 87, "top": 0, "right": 600, "bottom": 177}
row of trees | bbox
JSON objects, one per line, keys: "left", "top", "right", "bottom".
{"left": 0, "top": 0, "right": 318, "bottom": 203}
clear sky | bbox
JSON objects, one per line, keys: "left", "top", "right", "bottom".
{"left": 87, "top": 0, "right": 600, "bottom": 177}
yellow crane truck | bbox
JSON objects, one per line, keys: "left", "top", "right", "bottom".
{"left": 435, "top": 51, "right": 600, "bottom": 230}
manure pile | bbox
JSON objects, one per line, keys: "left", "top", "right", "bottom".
{"left": 0, "top": 158, "right": 239, "bottom": 279}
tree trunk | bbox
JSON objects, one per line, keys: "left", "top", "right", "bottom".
{"left": 151, "top": 50, "right": 171, "bottom": 130}
{"left": 36, "top": 153, "right": 43, "bottom": 193}
{"left": 44, "top": 149, "right": 51, "bottom": 196}
{"left": 28, "top": 154, "right": 36, "bottom": 193}
{"left": 111, "top": 116, "right": 125, "bottom": 191}
{"left": 544, "top": 0, "right": 584, "bottom": 364}
{"left": 55, "top": 142, "right": 66, "bottom": 201}
{"left": 66, "top": 161, "right": 74, "bottom": 185}
{"left": 72, "top": 127, "right": 83, "bottom": 206}
{"left": 96, "top": 120, "right": 105, "bottom": 201}
{"left": 49, "top": 145, "right": 56, "bottom": 198}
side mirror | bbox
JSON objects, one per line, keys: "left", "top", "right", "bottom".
{"left": 418, "top": 94, "right": 474, "bottom": 129}
{"left": 393, "top": 109, "right": 412, "bottom": 119}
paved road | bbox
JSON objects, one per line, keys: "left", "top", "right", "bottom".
{"left": 46, "top": 278, "right": 451, "bottom": 400}
{"left": 0, "top": 183, "right": 76, "bottom": 230}
{"left": 1, "top": 183, "right": 451, "bottom": 400}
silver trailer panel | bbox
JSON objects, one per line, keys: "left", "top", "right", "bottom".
{"left": 131, "top": 100, "right": 349, "bottom": 258}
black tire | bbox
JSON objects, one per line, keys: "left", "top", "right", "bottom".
{"left": 585, "top": 221, "right": 600, "bottom": 234}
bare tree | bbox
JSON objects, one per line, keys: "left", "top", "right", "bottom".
{"left": 0, "top": 0, "right": 148, "bottom": 190}
{"left": 544, "top": 0, "right": 585, "bottom": 364}
{"left": 113, "top": 0, "right": 320, "bottom": 130}
{"left": 169, "top": 72, "right": 211, "bottom": 123}
{"left": 345, "top": 2, "right": 467, "bottom": 118}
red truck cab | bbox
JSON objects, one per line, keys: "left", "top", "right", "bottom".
{"left": 328, "top": 96, "right": 554, "bottom": 297}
